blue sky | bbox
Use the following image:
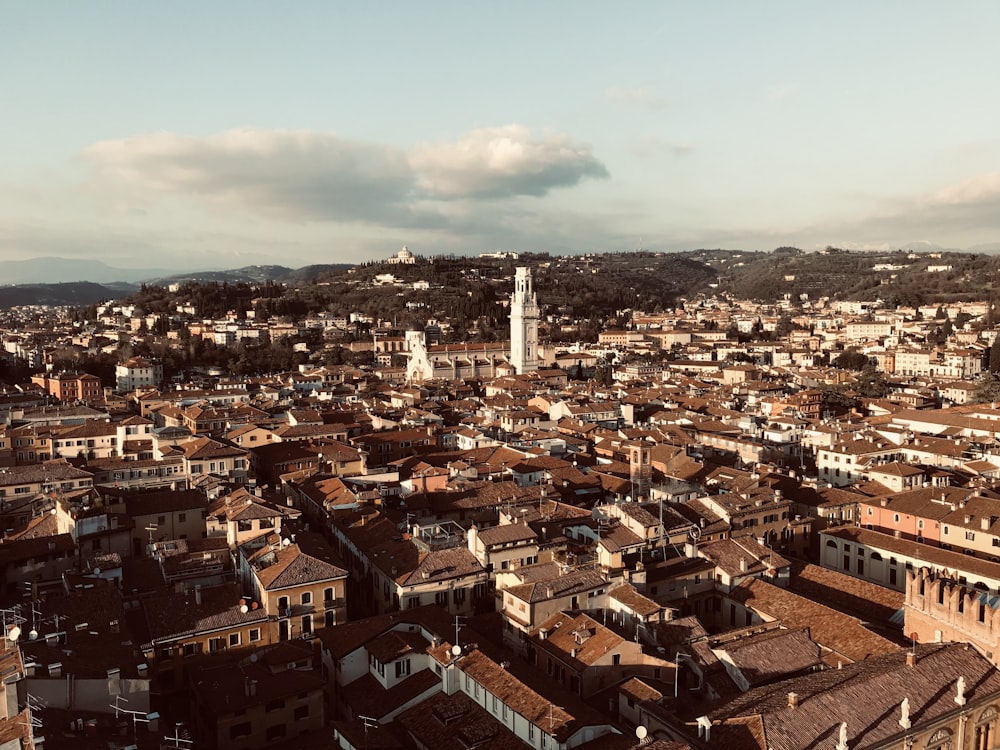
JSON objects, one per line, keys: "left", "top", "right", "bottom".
{"left": 3, "top": 2, "right": 1000, "bottom": 270}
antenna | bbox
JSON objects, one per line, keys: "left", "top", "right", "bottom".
{"left": 25, "top": 693, "right": 46, "bottom": 733}
{"left": 109, "top": 695, "right": 152, "bottom": 741}
{"left": 546, "top": 703, "right": 563, "bottom": 735}
{"left": 359, "top": 715, "right": 379, "bottom": 750}
{"left": 162, "top": 723, "right": 194, "bottom": 749}
{"left": 453, "top": 614, "right": 466, "bottom": 652}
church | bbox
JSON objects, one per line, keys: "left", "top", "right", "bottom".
{"left": 406, "top": 266, "right": 539, "bottom": 382}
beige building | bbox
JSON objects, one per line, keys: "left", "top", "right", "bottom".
{"left": 238, "top": 529, "right": 349, "bottom": 638}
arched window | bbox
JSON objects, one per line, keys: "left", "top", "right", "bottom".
{"left": 925, "top": 727, "right": 952, "bottom": 750}
{"left": 975, "top": 706, "right": 997, "bottom": 750}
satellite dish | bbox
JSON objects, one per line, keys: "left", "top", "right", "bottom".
{"left": 249, "top": 652, "right": 258, "bottom": 663}
{"left": 93, "top": 567, "right": 102, "bottom": 576}
{"left": 7, "top": 626, "right": 20, "bottom": 642}
{"left": 240, "top": 605, "right": 249, "bottom": 614}
{"left": 281, "top": 538, "right": 292, "bottom": 547}
{"left": 28, "top": 630, "right": 38, "bottom": 641}
{"left": 688, "top": 525, "right": 702, "bottom": 541}
{"left": 451, "top": 644, "right": 462, "bottom": 656}
{"left": 636, "top": 725, "right": 648, "bottom": 740}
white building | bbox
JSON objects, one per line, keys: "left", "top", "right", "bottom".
{"left": 510, "top": 266, "right": 539, "bottom": 374}
{"left": 115, "top": 356, "right": 163, "bottom": 393}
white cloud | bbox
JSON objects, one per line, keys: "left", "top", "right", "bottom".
{"left": 82, "top": 126, "right": 608, "bottom": 223}
{"left": 409, "top": 125, "right": 608, "bottom": 199}
{"left": 925, "top": 172, "right": 1000, "bottom": 206}
{"left": 605, "top": 86, "right": 667, "bottom": 110}
{"left": 83, "top": 129, "right": 415, "bottom": 223}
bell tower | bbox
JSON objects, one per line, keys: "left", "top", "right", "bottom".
{"left": 510, "top": 266, "right": 539, "bottom": 374}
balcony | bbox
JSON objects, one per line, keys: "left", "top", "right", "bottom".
{"left": 323, "top": 597, "right": 346, "bottom": 610}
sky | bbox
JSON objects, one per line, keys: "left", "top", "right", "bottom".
{"left": 3, "top": 2, "right": 1000, "bottom": 272}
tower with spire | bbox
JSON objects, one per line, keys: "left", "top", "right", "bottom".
{"left": 510, "top": 266, "right": 539, "bottom": 374}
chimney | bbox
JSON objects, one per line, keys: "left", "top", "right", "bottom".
{"left": 48, "top": 662, "right": 62, "bottom": 678}
{"left": 983, "top": 516, "right": 995, "bottom": 531}
{"left": 739, "top": 558, "right": 747, "bottom": 573}
{"left": 194, "top": 585, "right": 202, "bottom": 606}
{"left": 906, "top": 651, "right": 917, "bottom": 668}
{"left": 787, "top": 692, "right": 799, "bottom": 708}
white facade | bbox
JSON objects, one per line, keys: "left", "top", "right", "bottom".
{"left": 115, "top": 358, "right": 163, "bottom": 393}
{"left": 510, "top": 267, "right": 539, "bottom": 374}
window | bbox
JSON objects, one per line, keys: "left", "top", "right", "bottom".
{"left": 265, "top": 724, "right": 287, "bottom": 741}
{"left": 944, "top": 526, "right": 949, "bottom": 535}
{"left": 157, "top": 515, "right": 166, "bottom": 525}
{"left": 265, "top": 698, "right": 284, "bottom": 713}
{"left": 178, "top": 513, "right": 186, "bottom": 522}
{"left": 324, "top": 587, "right": 334, "bottom": 603}
{"left": 249, "top": 628, "right": 261, "bottom": 642}
{"left": 294, "top": 705, "right": 309, "bottom": 721}
{"left": 612, "top": 654, "right": 621, "bottom": 666}
{"left": 229, "top": 633, "right": 241, "bottom": 647}
{"left": 967, "top": 531, "right": 976, "bottom": 541}
{"left": 208, "top": 637, "right": 225, "bottom": 653}
{"left": 395, "top": 659, "right": 411, "bottom": 678}
{"left": 278, "top": 596, "right": 289, "bottom": 614}
{"left": 230, "top": 722, "right": 251, "bottom": 739}
{"left": 301, "top": 591, "right": 312, "bottom": 605}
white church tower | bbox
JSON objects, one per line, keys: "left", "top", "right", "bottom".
{"left": 510, "top": 266, "right": 539, "bottom": 374}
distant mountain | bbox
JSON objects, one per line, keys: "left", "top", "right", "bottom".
{"left": 147, "top": 264, "right": 353, "bottom": 285}
{"left": 0, "top": 257, "right": 177, "bottom": 285}
{"left": 0, "top": 282, "right": 135, "bottom": 309}
{"left": 966, "top": 243, "right": 1000, "bottom": 254}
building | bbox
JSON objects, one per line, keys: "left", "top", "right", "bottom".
{"left": 510, "top": 266, "right": 540, "bottom": 374}
{"left": 237, "top": 528, "right": 349, "bottom": 638}
{"left": 697, "top": 643, "right": 1000, "bottom": 750}
{"left": 386, "top": 245, "right": 417, "bottom": 264}
{"left": 30, "top": 371, "right": 102, "bottom": 403}
{"left": 115, "top": 356, "right": 163, "bottom": 393}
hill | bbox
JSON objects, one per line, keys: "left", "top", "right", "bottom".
{"left": 0, "top": 282, "right": 135, "bottom": 309}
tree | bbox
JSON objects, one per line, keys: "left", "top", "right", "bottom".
{"left": 774, "top": 314, "right": 795, "bottom": 339}
{"left": 832, "top": 350, "right": 870, "bottom": 371}
{"left": 594, "top": 354, "right": 615, "bottom": 386}
{"left": 988, "top": 337, "right": 1000, "bottom": 374}
{"left": 974, "top": 372, "right": 1000, "bottom": 404}
{"left": 856, "top": 364, "right": 889, "bottom": 398}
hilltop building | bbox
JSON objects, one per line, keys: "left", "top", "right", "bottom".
{"left": 386, "top": 245, "right": 416, "bottom": 265}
